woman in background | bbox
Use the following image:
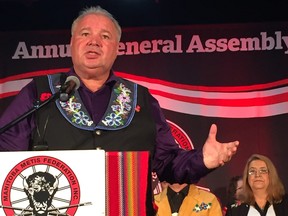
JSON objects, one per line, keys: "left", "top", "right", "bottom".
{"left": 226, "top": 154, "right": 288, "bottom": 216}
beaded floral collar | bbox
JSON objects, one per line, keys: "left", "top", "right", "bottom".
{"left": 48, "top": 74, "right": 137, "bottom": 131}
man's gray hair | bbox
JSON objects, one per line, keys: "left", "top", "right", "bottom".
{"left": 71, "top": 6, "right": 122, "bottom": 41}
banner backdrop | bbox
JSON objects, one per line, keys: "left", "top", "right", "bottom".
{"left": 1, "top": 22, "right": 288, "bottom": 205}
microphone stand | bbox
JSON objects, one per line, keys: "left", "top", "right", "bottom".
{"left": 0, "top": 92, "right": 60, "bottom": 135}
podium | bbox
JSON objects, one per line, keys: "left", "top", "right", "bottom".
{"left": 0, "top": 150, "right": 149, "bottom": 216}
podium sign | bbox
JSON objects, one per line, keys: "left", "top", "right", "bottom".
{"left": 0, "top": 150, "right": 106, "bottom": 216}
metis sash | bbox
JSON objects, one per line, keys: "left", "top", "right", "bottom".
{"left": 106, "top": 151, "right": 149, "bottom": 216}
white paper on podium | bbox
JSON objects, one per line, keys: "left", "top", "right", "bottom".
{"left": 0, "top": 149, "right": 105, "bottom": 216}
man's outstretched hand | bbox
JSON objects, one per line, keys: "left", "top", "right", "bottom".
{"left": 203, "top": 124, "right": 239, "bottom": 169}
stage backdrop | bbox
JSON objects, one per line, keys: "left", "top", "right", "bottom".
{"left": 1, "top": 22, "right": 288, "bottom": 205}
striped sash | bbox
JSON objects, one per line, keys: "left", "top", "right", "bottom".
{"left": 106, "top": 151, "right": 149, "bottom": 216}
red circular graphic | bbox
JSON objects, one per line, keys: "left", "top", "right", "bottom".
{"left": 167, "top": 120, "right": 194, "bottom": 150}
{"left": 1, "top": 155, "right": 80, "bottom": 216}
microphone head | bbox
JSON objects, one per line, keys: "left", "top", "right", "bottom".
{"left": 65, "top": 76, "right": 80, "bottom": 90}
{"left": 59, "top": 76, "right": 80, "bottom": 102}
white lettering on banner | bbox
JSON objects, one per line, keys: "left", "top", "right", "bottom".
{"left": 12, "top": 42, "right": 71, "bottom": 59}
{"left": 186, "top": 31, "right": 288, "bottom": 53}
{"left": 10, "top": 31, "right": 288, "bottom": 59}
{"left": 118, "top": 34, "right": 183, "bottom": 55}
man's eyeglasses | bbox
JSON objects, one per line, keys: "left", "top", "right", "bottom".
{"left": 248, "top": 168, "right": 269, "bottom": 176}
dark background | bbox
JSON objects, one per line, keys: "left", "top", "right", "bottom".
{"left": 1, "top": 0, "right": 288, "bottom": 209}
{"left": 1, "top": 0, "right": 288, "bottom": 31}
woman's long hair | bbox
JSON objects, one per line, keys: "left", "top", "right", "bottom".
{"left": 242, "top": 154, "right": 285, "bottom": 205}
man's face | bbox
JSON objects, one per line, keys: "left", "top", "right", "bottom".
{"left": 70, "top": 14, "right": 119, "bottom": 79}
{"left": 235, "top": 179, "right": 243, "bottom": 200}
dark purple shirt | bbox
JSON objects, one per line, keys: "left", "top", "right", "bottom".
{"left": 0, "top": 69, "right": 210, "bottom": 183}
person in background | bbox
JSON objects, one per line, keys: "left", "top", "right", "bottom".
{"left": 226, "top": 154, "right": 288, "bottom": 216}
{"left": 224, "top": 175, "right": 243, "bottom": 214}
{"left": 154, "top": 182, "right": 223, "bottom": 216}
{"left": 0, "top": 5, "right": 239, "bottom": 214}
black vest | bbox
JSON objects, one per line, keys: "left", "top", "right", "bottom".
{"left": 32, "top": 73, "right": 157, "bottom": 153}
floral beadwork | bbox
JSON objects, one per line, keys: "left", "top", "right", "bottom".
{"left": 102, "top": 83, "right": 132, "bottom": 127}
{"left": 193, "top": 202, "right": 212, "bottom": 212}
{"left": 60, "top": 96, "right": 94, "bottom": 126}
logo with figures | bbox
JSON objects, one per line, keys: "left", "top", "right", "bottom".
{"left": 0, "top": 156, "right": 88, "bottom": 216}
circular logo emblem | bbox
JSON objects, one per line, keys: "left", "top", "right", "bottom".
{"left": 167, "top": 120, "right": 194, "bottom": 150}
{"left": 1, "top": 156, "right": 80, "bottom": 216}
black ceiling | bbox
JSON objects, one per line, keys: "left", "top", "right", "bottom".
{"left": 1, "top": 0, "right": 288, "bottom": 31}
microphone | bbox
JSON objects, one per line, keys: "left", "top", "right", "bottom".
{"left": 59, "top": 76, "right": 80, "bottom": 102}
{"left": 0, "top": 75, "right": 80, "bottom": 135}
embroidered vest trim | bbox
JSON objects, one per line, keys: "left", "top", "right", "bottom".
{"left": 48, "top": 74, "right": 137, "bottom": 131}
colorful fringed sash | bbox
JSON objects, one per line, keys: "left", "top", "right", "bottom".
{"left": 106, "top": 151, "right": 149, "bottom": 216}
